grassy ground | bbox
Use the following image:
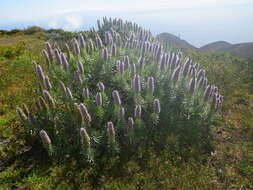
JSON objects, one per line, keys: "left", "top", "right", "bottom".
{"left": 0, "top": 31, "right": 252, "bottom": 190}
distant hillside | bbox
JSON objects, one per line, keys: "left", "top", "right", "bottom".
{"left": 157, "top": 32, "right": 253, "bottom": 61}
{"left": 200, "top": 41, "right": 253, "bottom": 61}
{"left": 200, "top": 41, "right": 232, "bottom": 52}
{"left": 157, "top": 33, "right": 197, "bottom": 51}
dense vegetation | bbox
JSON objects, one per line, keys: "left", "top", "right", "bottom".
{"left": 0, "top": 20, "right": 252, "bottom": 190}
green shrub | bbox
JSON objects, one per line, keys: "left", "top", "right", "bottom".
{"left": 23, "top": 26, "right": 45, "bottom": 35}
{"left": 17, "top": 18, "right": 223, "bottom": 163}
{"left": 0, "top": 41, "right": 26, "bottom": 59}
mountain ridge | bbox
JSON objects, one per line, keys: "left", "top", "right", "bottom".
{"left": 157, "top": 32, "right": 253, "bottom": 60}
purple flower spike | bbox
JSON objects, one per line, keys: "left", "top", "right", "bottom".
{"left": 134, "top": 105, "right": 142, "bottom": 119}
{"left": 96, "top": 92, "right": 103, "bottom": 106}
{"left": 147, "top": 77, "right": 155, "bottom": 94}
{"left": 133, "top": 75, "right": 141, "bottom": 92}
{"left": 112, "top": 90, "right": 121, "bottom": 105}
{"left": 153, "top": 99, "right": 161, "bottom": 114}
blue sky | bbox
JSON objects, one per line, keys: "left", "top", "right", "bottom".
{"left": 0, "top": 0, "right": 253, "bottom": 47}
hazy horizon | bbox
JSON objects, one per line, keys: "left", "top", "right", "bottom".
{"left": 1, "top": 0, "right": 253, "bottom": 47}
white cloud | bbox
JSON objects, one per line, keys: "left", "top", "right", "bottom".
{"left": 63, "top": 16, "right": 82, "bottom": 30}
{"left": 46, "top": 15, "right": 84, "bottom": 30}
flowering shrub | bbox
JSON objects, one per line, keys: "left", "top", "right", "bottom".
{"left": 17, "top": 17, "right": 223, "bottom": 162}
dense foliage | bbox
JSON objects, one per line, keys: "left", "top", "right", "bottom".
{"left": 16, "top": 18, "right": 223, "bottom": 163}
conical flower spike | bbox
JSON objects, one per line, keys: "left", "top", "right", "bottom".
{"left": 39, "top": 130, "right": 52, "bottom": 149}
{"left": 127, "top": 117, "right": 134, "bottom": 131}
{"left": 96, "top": 92, "right": 103, "bottom": 106}
{"left": 107, "top": 121, "right": 115, "bottom": 142}
{"left": 16, "top": 107, "right": 28, "bottom": 122}
{"left": 147, "top": 77, "right": 155, "bottom": 94}
{"left": 112, "top": 90, "right": 121, "bottom": 105}
{"left": 153, "top": 99, "right": 161, "bottom": 114}
{"left": 79, "top": 103, "right": 92, "bottom": 124}
{"left": 134, "top": 105, "right": 142, "bottom": 119}
{"left": 80, "top": 128, "right": 91, "bottom": 147}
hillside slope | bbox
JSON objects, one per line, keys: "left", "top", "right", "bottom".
{"left": 157, "top": 32, "right": 253, "bottom": 60}
{"left": 157, "top": 32, "right": 197, "bottom": 51}
{"left": 200, "top": 41, "right": 253, "bottom": 60}
{"left": 200, "top": 41, "right": 232, "bottom": 52}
